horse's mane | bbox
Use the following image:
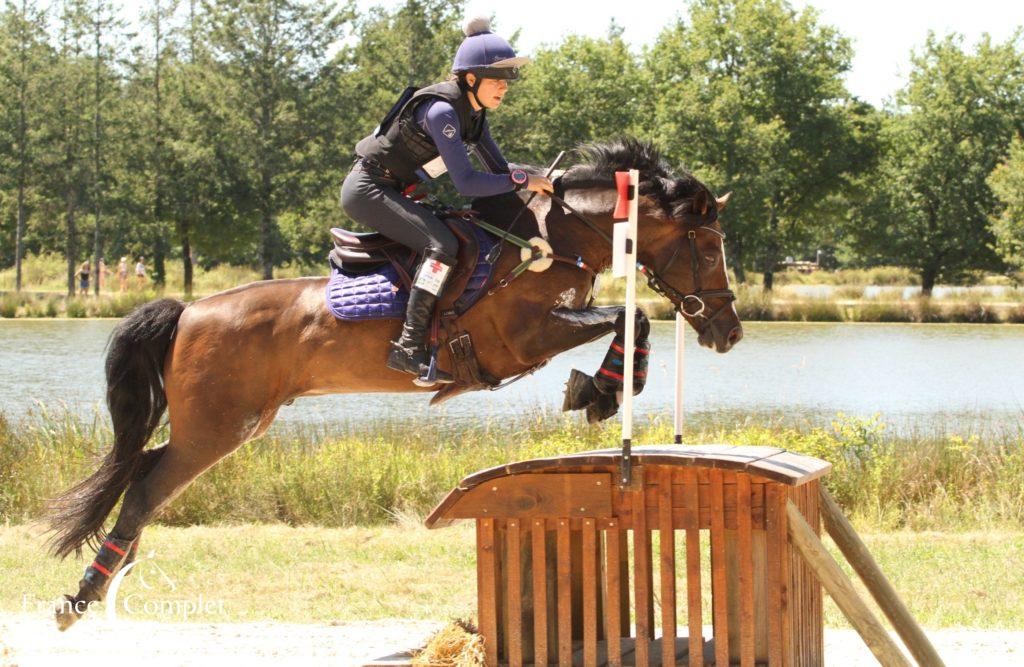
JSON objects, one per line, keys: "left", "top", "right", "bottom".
{"left": 559, "top": 138, "right": 708, "bottom": 219}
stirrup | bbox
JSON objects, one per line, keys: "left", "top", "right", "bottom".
{"left": 387, "top": 342, "right": 453, "bottom": 385}
{"left": 413, "top": 345, "right": 454, "bottom": 387}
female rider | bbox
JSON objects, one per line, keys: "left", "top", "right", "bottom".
{"left": 341, "top": 16, "right": 553, "bottom": 385}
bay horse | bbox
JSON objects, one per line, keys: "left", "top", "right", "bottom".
{"left": 48, "top": 138, "right": 742, "bottom": 629}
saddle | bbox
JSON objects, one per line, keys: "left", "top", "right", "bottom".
{"left": 328, "top": 213, "right": 487, "bottom": 313}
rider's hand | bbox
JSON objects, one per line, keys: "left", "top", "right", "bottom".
{"left": 527, "top": 175, "right": 554, "bottom": 195}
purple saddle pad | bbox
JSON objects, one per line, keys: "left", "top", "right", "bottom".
{"left": 326, "top": 225, "right": 496, "bottom": 321}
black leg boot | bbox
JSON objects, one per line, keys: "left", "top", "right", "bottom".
{"left": 386, "top": 255, "right": 454, "bottom": 385}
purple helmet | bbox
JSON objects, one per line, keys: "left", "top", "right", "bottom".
{"left": 452, "top": 16, "right": 530, "bottom": 80}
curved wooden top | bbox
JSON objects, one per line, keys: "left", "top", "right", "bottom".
{"left": 425, "top": 444, "right": 831, "bottom": 528}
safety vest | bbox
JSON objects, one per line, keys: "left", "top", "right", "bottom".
{"left": 355, "top": 81, "right": 487, "bottom": 186}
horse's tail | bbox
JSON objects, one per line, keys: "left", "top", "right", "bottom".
{"left": 48, "top": 298, "right": 185, "bottom": 558}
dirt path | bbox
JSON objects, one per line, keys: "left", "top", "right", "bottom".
{"left": 2, "top": 612, "right": 1022, "bottom": 665}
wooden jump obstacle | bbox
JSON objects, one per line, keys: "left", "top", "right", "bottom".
{"left": 425, "top": 445, "right": 944, "bottom": 667}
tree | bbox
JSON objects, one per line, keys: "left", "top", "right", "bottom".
{"left": 644, "top": 0, "right": 867, "bottom": 286}
{"left": 491, "top": 24, "right": 644, "bottom": 165}
{"left": 989, "top": 135, "right": 1024, "bottom": 273}
{"left": 0, "top": 1, "right": 48, "bottom": 291}
{"left": 848, "top": 32, "right": 1024, "bottom": 293}
{"left": 87, "top": 0, "right": 121, "bottom": 294}
{"left": 44, "top": 0, "right": 92, "bottom": 295}
{"left": 202, "top": 0, "right": 350, "bottom": 279}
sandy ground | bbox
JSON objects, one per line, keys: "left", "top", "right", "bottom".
{"left": 2, "top": 612, "right": 1022, "bottom": 666}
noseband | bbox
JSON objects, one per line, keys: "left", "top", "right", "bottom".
{"left": 548, "top": 192, "right": 736, "bottom": 336}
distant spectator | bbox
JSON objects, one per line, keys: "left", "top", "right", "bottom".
{"left": 135, "top": 256, "right": 147, "bottom": 289}
{"left": 118, "top": 256, "right": 129, "bottom": 292}
{"left": 97, "top": 257, "right": 108, "bottom": 292}
{"left": 78, "top": 261, "right": 91, "bottom": 296}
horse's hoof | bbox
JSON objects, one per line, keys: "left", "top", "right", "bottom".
{"left": 54, "top": 594, "right": 82, "bottom": 632}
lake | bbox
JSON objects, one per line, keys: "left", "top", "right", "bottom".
{"left": 1, "top": 319, "right": 1022, "bottom": 434}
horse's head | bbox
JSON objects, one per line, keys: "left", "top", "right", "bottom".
{"left": 557, "top": 139, "right": 743, "bottom": 352}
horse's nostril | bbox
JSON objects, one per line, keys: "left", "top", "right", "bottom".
{"left": 728, "top": 327, "right": 743, "bottom": 344}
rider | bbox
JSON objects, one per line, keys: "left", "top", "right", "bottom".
{"left": 341, "top": 15, "right": 553, "bottom": 383}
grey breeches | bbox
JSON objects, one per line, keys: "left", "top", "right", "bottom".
{"left": 340, "top": 166, "right": 458, "bottom": 265}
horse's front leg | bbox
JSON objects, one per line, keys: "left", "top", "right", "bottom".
{"left": 525, "top": 306, "right": 651, "bottom": 423}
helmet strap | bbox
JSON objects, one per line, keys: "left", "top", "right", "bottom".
{"left": 461, "top": 71, "right": 484, "bottom": 109}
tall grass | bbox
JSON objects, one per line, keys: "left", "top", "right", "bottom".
{"left": 3, "top": 410, "right": 1022, "bottom": 532}
{"left": 0, "top": 254, "right": 319, "bottom": 297}
{"left": 770, "top": 266, "right": 921, "bottom": 286}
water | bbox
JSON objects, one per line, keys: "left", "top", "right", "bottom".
{"left": 1, "top": 319, "right": 1023, "bottom": 434}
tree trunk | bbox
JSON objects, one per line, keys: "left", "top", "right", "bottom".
{"left": 66, "top": 194, "right": 76, "bottom": 297}
{"left": 260, "top": 207, "right": 274, "bottom": 280}
{"left": 152, "top": 0, "right": 166, "bottom": 287}
{"left": 762, "top": 206, "right": 779, "bottom": 291}
{"left": 14, "top": 0, "right": 30, "bottom": 293}
{"left": 91, "top": 12, "right": 102, "bottom": 296}
{"left": 15, "top": 182, "right": 26, "bottom": 293}
{"left": 181, "top": 228, "right": 193, "bottom": 299}
{"left": 729, "top": 239, "right": 746, "bottom": 283}
{"left": 920, "top": 266, "right": 938, "bottom": 297}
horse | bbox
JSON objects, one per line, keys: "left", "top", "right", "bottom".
{"left": 47, "top": 138, "right": 742, "bottom": 629}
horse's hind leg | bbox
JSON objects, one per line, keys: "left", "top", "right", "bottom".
{"left": 55, "top": 417, "right": 261, "bottom": 630}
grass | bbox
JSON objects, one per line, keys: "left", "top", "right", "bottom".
{"left": 0, "top": 523, "right": 1020, "bottom": 628}
{"left": 2, "top": 411, "right": 1023, "bottom": 533}
{"left": 1, "top": 410, "right": 1022, "bottom": 630}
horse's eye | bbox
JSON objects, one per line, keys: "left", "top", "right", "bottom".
{"left": 705, "top": 255, "right": 717, "bottom": 266}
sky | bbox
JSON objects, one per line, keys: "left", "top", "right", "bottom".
{"left": 117, "top": 0, "right": 1024, "bottom": 107}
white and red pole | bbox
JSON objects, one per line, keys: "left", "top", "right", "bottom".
{"left": 674, "top": 310, "right": 685, "bottom": 444}
{"left": 613, "top": 170, "right": 639, "bottom": 484}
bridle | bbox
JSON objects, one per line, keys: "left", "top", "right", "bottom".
{"left": 639, "top": 226, "right": 737, "bottom": 334}
{"left": 547, "top": 190, "right": 736, "bottom": 336}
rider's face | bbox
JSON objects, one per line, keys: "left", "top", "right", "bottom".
{"left": 467, "top": 75, "right": 509, "bottom": 109}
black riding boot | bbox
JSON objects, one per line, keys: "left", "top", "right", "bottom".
{"left": 387, "top": 254, "right": 455, "bottom": 385}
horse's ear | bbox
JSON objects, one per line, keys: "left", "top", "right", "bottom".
{"left": 693, "top": 189, "right": 709, "bottom": 216}
{"left": 716, "top": 192, "right": 732, "bottom": 212}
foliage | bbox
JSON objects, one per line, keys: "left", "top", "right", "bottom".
{"left": 643, "top": 0, "right": 874, "bottom": 286}
{"left": 0, "top": 2, "right": 1022, "bottom": 290}
{"left": 846, "top": 32, "right": 1024, "bottom": 293}
{"left": 990, "top": 135, "right": 1024, "bottom": 272}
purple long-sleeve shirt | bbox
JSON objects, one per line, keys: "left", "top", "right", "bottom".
{"left": 413, "top": 99, "right": 516, "bottom": 197}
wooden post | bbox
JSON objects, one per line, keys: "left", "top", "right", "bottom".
{"left": 786, "top": 501, "right": 912, "bottom": 667}
{"left": 820, "top": 489, "right": 946, "bottom": 667}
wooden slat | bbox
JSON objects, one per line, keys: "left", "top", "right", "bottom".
{"left": 583, "top": 519, "right": 598, "bottom": 666}
{"left": 710, "top": 469, "right": 730, "bottom": 667}
{"left": 683, "top": 467, "right": 703, "bottom": 667}
{"left": 633, "top": 477, "right": 651, "bottom": 667}
{"left": 557, "top": 519, "right": 573, "bottom": 666}
{"left": 532, "top": 519, "right": 548, "bottom": 666}
{"left": 765, "top": 485, "right": 785, "bottom": 667}
{"left": 618, "top": 530, "right": 631, "bottom": 639}
{"left": 737, "top": 474, "right": 756, "bottom": 667}
{"left": 507, "top": 520, "right": 523, "bottom": 667}
{"left": 659, "top": 467, "right": 677, "bottom": 667}
{"left": 604, "top": 520, "right": 623, "bottom": 667}
{"left": 445, "top": 473, "right": 613, "bottom": 520}
{"left": 479, "top": 518, "right": 500, "bottom": 667}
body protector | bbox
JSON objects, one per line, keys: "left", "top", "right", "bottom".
{"left": 355, "top": 81, "right": 487, "bottom": 186}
